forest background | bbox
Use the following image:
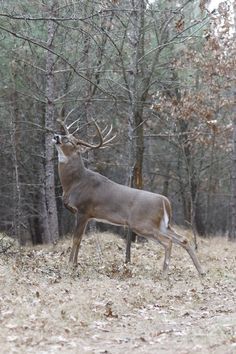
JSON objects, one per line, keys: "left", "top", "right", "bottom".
{"left": 0, "top": 0, "right": 235, "bottom": 246}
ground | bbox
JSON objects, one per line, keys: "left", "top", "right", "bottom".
{"left": 0, "top": 230, "right": 235, "bottom": 354}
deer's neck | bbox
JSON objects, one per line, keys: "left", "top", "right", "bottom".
{"left": 58, "top": 151, "right": 85, "bottom": 193}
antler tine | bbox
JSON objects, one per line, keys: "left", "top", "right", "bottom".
{"left": 101, "top": 125, "right": 108, "bottom": 135}
{"left": 71, "top": 126, "right": 80, "bottom": 136}
{"left": 90, "top": 118, "right": 104, "bottom": 148}
{"left": 104, "top": 132, "right": 117, "bottom": 145}
{"left": 64, "top": 107, "right": 77, "bottom": 125}
{"left": 89, "top": 125, "right": 107, "bottom": 140}
{"left": 57, "top": 107, "right": 69, "bottom": 135}
{"left": 67, "top": 117, "right": 81, "bottom": 131}
{"left": 99, "top": 132, "right": 116, "bottom": 149}
{"left": 92, "top": 119, "right": 116, "bottom": 147}
{"left": 76, "top": 119, "right": 116, "bottom": 149}
{"left": 57, "top": 118, "right": 69, "bottom": 135}
{"left": 103, "top": 125, "right": 113, "bottom": 141}
{"left": 57, "top": 107, "right": 81, "bottom": 135}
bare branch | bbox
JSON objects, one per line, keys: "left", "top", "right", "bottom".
{"left": 0, "top": 24, "right": 116, "bottom": 100}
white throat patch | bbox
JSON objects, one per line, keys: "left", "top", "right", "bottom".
{"left": 56, "top": 145, "right": 68, "bottom": 163}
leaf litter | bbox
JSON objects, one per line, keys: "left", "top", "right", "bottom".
{"left": 0, "top": 231, "right": 235, "bottom": 353}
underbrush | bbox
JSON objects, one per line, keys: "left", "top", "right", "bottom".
{"left": 0, "top": 231, "right": 235, "bottom": 354}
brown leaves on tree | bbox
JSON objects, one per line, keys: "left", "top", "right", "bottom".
{"left": 175, "top": 18, "right": 185, "bottom": 32}
{"left": 151, "top": 5, "right": 233, "bottom": 153}
{"left": 199, "top": 0, "right": 209, "bottom": 12}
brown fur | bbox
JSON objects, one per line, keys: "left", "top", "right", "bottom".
{"left": 54, "top": 133, "right": 204, "bottom": 276}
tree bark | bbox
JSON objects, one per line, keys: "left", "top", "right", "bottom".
{"left": 231, "top": 116, "right": 236, "bottom": 239}
{"left": 43, "top": 1, "right": 59, "bottom": 243}
{"left": 229, "top": 2, "right": 236, "bottom": 239}
{"left": 10, "top": 77, "right": 23, "bottom": 244}
{"left": 126, "top": 0, "right": 146, "bottom": 262}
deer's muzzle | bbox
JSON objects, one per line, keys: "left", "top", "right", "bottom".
{"left": 53, "top": 134, "right": 62, "bottom": 145}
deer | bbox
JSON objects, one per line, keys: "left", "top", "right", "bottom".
{"left": 53, "top": 116, "right": 205, "bottom": 276}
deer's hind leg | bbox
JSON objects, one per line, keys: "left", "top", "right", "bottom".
{"left": 155, "top": 235, "right": 172, "bottom": 275}
{"left": 69, "top": 213, "right": 88, "bottom": 266}
{"left": 160, "top": 227, "right": 204, "bottom": 276}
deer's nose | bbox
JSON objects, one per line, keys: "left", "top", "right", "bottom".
{"left": 53, "top": 134, "right": 61, "bottom": 144}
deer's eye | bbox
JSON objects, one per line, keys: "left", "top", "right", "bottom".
{"left": 62, "top": 137, "right": 70, "bottom": 144}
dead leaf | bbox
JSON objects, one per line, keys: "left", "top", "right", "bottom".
{"left": 175, "top": 18, "right": 185, "bottom": 32}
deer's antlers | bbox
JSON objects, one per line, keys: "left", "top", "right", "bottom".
{"left": 76, "top": 119, "right": 116, "bottom": 149}
{"left": 57, "top": 108, "right": 116, "bottom": 149}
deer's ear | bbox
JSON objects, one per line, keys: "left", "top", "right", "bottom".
{"left": 76, "top": 142, "right": 82, "bottom": 149}
{"left": 75, "top": 143, "right": 86, "bottom": 153}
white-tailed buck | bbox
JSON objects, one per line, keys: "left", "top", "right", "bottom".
{"left": 53, "top": 116, "right": 204, "bottom": 276}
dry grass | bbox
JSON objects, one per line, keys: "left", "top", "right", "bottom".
{"left": 0, "top": 231, "right": 236, "bottom": 354}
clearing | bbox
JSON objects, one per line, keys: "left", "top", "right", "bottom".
{"left": 0, "top": 231, "right": 235, "bottom": 354}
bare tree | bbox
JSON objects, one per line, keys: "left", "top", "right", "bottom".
{"left": 230, "top": 1, "right": 236, "bottom": 239}
{"left": 10, "top": 62, "right": 23, "bottom": 244}
{"left": 43, "top": 0, "right": 59, "bottom": 243}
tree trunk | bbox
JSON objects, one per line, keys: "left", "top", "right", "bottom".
{"left": 43, "top": 1, "right": 59, "bottom": 243}
{"left": 229, "top": 3, "right": 236, "bottom": 239}
{"left": 126, "top": 0, "right": 146, "bottom": 262}
{"left": 10, "top": 84, "right": 23, "bottom": 244}
{"left": 231, "top": 116, "right": 236, "bottom": 239}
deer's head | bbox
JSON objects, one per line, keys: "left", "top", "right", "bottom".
{"left": 53, "top": 133, "right": 79, "bottom": 158}
{"left": 53, "top": 109, "right": 116, "bottom": 162}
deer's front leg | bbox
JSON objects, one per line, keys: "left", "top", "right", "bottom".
{"left": 69, "top": 213, "right": 88, "bottom": 266}
{"left": 63, "top": 194, "right": 77, "bottom": 214}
